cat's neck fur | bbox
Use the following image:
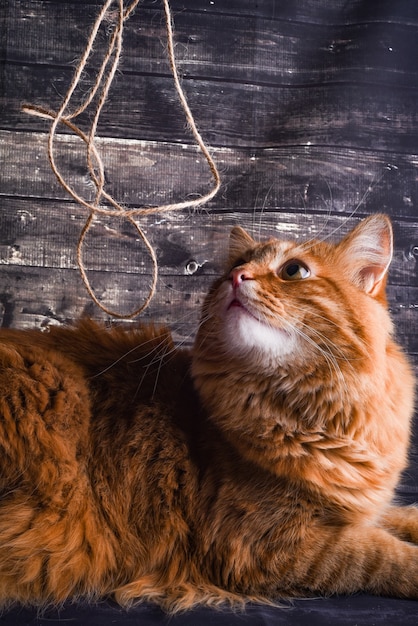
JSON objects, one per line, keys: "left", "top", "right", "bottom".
{"left": 192, "top": 322, "right": 379, "bottom": 441}
{"left": 194, "top": 349, "right": 353, "bottom": 438}
{"left": 191, "top": 321, "right": 412, "bottom": 518}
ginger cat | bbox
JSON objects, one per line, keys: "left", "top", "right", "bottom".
{"left": 0, "top": 213, "right": 417, "bottom": 611}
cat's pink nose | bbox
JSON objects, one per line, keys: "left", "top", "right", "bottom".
{"left": 229, "top": 267, "right": 253, "bottom": 288}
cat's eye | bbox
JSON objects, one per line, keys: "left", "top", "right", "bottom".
{"left": 230, "top": 258, "right": 246, "bottom": 270}
{"left": 280, "top": 260, "right": 310, "bottom": 281}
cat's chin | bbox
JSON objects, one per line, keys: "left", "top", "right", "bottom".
{"left": 222, "top": 305, "right": 297, "bottom": 363}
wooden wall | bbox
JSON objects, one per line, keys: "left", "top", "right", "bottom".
{"left": 1, "top": 0, "right": 417, "bottom": 366}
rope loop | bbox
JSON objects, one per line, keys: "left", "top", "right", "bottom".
{"left": 23, "top": 0, "right": 220, "bottom": 319}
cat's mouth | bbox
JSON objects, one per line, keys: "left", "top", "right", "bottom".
{"left": 227, "top": 298, "right": 259, "bottom": 321}
{"left": 224, "top": 295, "right": 295, "bottom": 355}
{"left": 227, "top": 296, "right": 292, "bottom": 334}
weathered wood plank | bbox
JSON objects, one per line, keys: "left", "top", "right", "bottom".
{"left": 5, "top": 1, "right": 418, "bottom": 86}
{"left": 3, "top": 0, "right": 418, "bottom": 157}
{"left": 0, "top": 264, "right": 212, "bottom": 339}
{"left": 150, "top": 0, "right": 418, "bottom": 23}
{"left": 0, "top": 196, "right": 417, "bottom": 289}
{"left": 1, "top": 0, "right": 417, "bottom": 358}
{"left": 1, "top": 131, "right": 417, "bottom": 218}
{"left": 4, "top": 65, "right": 418, "bottom": 153}
{"left": 7, "top": 0, "right": 418, "bottom": 34}
{"left": 0, "top": 264, "right": 416, "bottom": 359}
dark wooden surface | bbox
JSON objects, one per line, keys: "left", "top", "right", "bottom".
{"left": 1, "top": 0, "right": 418, "bottom": 452}
{"left": 1, "top": 2, "right": 418, "bottom": 623}
{"left": 1, "top": 0, "right": 417, "bottom": 342}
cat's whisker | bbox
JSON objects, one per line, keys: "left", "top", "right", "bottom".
{"left": 288, "top": 323, "right": 350, "bottom": 398}
{"left": 260, "top": 309, "right": 349, "bottom": 393}
{"left": 151, "top": 349, "right": 172, "bottom": 399}
{"left": 298, "top": 329, "right": 350, "bottom": 393}
{"left": 257, "top": 183, "right": 275, "bottom": 243}
{"left": 90, "top": 342, "right": 147, "bottom": 378}
{"left": 1, "top": 215, "right": 415, "bottom": 611}
{"left": 307, "top": 175, "right": 335, "bottom": 246}
{"left": 299, "top": 168, "right": 388, "bottom": 253}
{"left": 89, "top": 308, "right": 197, "bottom": 379}
{"left": 251, "top": 185, "right": 263, "bottom": 234}
{"left": 282, "top": 301, "right": 370, "bottom": 365}
{"left": 130, "top": 332, "right": 194, "bottom": 401}
{"left": 281, "top": 310, "right": 355, "bottom": 392}
{"left": 131, "top": 342, "right": 175, "bottom": 401}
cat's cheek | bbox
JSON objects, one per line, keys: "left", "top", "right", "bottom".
{"left": 222, "top": 308, "right": 297, "bottom": 361}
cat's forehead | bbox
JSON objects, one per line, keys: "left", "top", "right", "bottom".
{"left": 250, "top": 238, "right": 301, "bottom": 263}
{"left": 242, "top": 237, "right": 332, "bottom": 275}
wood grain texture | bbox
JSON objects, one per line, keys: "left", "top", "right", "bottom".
{"left": 2, "top": 10, "right": 418, "bottom": 624}
{"left": 0, "top": 0, "right": 417, "bottom": 360}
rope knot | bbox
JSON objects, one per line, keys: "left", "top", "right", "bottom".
{"left": 23, "top": 0, "right": 220, "bottom": 319}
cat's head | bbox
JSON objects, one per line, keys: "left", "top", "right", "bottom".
{"left": 193, "top": 214, "right": 394, "bottom": 376}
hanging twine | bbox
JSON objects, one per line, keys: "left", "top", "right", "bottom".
{"left": 22, "top": 0, "right": 221, "bottom": 318}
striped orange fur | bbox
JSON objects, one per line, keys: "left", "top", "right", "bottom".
{"left": 0, "top": 214, "right": 416, "bottom": 611}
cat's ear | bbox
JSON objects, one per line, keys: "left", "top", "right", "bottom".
{"left": 338, "top": 214, "right": 393, "bottom": 297}
{"left": 228, "top": 226, "right": 255, "bottom": 263}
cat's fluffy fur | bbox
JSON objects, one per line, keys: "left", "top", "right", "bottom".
{"left": 0, "top": 214, "right": 417, "bottom": 611}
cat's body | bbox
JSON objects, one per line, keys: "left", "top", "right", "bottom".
{"left": 0, "top": 214, "right": 417, "bottom": 611}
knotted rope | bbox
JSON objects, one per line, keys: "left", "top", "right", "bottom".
{"left": 23, "top": 0, "right": 220, "bottom": 318}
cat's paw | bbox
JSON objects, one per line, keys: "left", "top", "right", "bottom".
{"left": 381, "top": 505, "right": 418, "bottom": 544}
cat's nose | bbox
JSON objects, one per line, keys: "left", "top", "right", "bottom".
{"left": 229, "top": 267, "right": 253, "bottom": 288}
